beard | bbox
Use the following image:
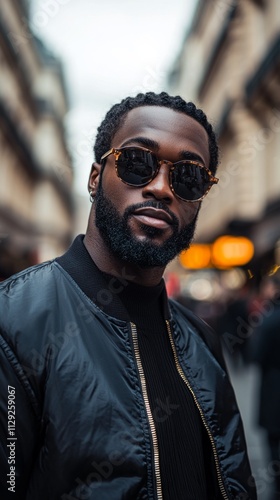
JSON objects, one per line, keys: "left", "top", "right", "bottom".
{"left": 94, "top": 185, "right": 199, "bottom": 268}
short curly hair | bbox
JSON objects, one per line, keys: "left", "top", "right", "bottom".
{"left": 94, "top": 91, "right": 219, "bottom": 174}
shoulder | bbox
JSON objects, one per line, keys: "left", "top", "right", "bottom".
{"left": 0, "top": 260, "right": 68, "bottom": 340}
{"left": 1, "top": 259, "right": 56, "bottom": 285}
{"left": 0, "top": 260, "right": 59, "bottom": 303}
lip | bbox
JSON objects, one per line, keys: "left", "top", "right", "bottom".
{"left": 132, "top": 207, "right": 173, "bottom": 229}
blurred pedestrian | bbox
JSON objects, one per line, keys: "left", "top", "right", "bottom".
{"left": 218, "top": 283, "right": 251, "bottom": 369}
{"left": 251, "top": 275, "right": 280, "bottom": 500}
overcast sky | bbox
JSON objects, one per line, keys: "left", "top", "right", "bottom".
{"left": 30, "top": 0, "right": 198, "bottom": 194}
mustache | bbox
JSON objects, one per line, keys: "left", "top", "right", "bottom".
{"left": 124, "top": 201, "right": 179, "bottom": 227}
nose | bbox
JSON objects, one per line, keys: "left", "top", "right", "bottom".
{"left": 142, "top": 162, "right": 173, "bottom": 203}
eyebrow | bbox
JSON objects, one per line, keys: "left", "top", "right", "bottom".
{"left": 120, "top": 137, "right": 205, "bottom": 165}
{"left": 179, "top": 150, "right": 205, "bottom": 165}
{"left": 121, "top": 136, "right": 160, "bottom": 151}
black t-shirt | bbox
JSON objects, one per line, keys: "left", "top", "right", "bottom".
{"left": 115, "top": 278, "right": 210, "bottom": 500}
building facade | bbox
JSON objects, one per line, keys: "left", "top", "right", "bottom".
{"left": 168, "top": 0, "right": 280, "bottom": 284}
{"left": 0, "top": 0, "right": 74, "bottom": 279}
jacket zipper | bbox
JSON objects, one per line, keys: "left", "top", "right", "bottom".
{"left": 166, "top": 320, "right": 229, "bottom": 500}
{"left": 130, "top": 323, "right": 163, "bottom": 500}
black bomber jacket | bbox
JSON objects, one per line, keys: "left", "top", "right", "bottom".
{"left": 0, "top": 236, "right": 256, "bottom": 499}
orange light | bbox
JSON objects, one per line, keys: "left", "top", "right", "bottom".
{"left": 179, "top": 244, "right": 212, "bottom": 269}
{"left": 212, "top": 236, "right": 254, "bottom": 268}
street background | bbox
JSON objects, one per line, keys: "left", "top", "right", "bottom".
{"left": 1, "top": 1, "right": 280, "bottom": 497}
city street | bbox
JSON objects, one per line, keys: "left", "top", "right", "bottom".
{"left": 227, "top": 358, "right": 273, "bottom": 499}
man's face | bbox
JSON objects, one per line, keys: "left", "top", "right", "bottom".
{"left": 93, "top": 106, "right": 210, "bottom": 268}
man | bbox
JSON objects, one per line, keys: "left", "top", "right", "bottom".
{"left": 0, "top": 92, "right": 256, "bottom": 499}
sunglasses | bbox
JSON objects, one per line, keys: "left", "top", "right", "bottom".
{"left": 101, "top": 146, "right": 219, "bottom": 202}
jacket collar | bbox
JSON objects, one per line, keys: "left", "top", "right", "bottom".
{"left": 56, "top": 235, "right": 170, "bottom": 321}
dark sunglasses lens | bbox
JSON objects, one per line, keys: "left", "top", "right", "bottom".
{"left": 117, "top": 149, "right": 157, "bottom": 185}
{"left": 172, "top": 163, "right": 212, "bottom": 201}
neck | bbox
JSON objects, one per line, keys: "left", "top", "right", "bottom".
{"left": 84, "top": 224, "right": 165, "bottom": 288}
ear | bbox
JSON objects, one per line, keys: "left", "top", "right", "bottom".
{"left": 88, "top": 162, "right": 101, "bottom": 197}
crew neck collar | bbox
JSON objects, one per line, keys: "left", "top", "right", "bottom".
{"left": 56, "top": 235, "right": 170, "bottom": 322}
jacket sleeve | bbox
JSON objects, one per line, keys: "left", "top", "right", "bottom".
{"left": 0, "top": 332, "right": 41, "bottom": 500}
